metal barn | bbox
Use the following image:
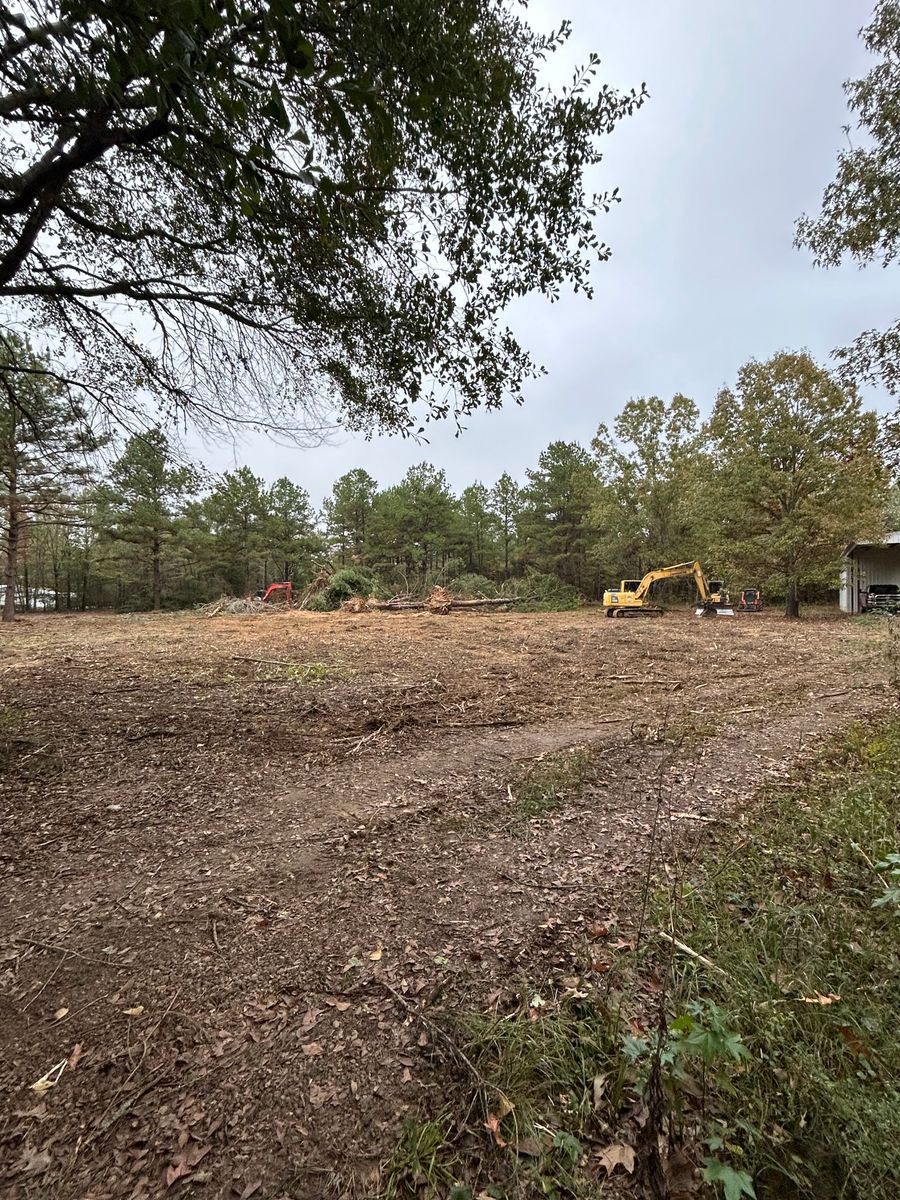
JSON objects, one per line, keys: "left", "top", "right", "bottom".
{"left": 840, "top": 532, "right": 900, "bottom": 613}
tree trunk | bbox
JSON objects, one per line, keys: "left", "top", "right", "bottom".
{"left": 3, "top": 477, "right": 18, "bottom": 623}
{"left": 3, "top": 513, "right": 18, "bottom": 621}
{"left": 23, "top": 558, "right": 29, "bottom": 610}
{"left": 784, "top": 579, "right": 800, "bottom": 619}
{"left": 152, "top": 536, "right": 162, "bottom": 612}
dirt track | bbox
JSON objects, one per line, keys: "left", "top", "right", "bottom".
{"left": 0, "top": 608, "right": 888, "bottom": 1198}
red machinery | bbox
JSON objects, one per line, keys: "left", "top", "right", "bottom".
{"left": 736, "top": 588, "right": 763, "bottom": 612}
{"left": 260, "top": 582, "right": 293, "bottom": 607}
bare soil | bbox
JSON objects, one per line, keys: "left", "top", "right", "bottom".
{"left": 0, "top": 608, "right": 888, "bottom": 1199}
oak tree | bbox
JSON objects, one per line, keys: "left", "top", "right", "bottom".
{"left": 707, "top": 352, "right": 887, "bottom": 617}
{"left": 0, "top": 1, "right": 644, "bottom": 438}
{"left": 796, "top": 1, "right": 900, "bottom": 392}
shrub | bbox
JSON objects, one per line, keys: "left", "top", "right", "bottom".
{"left": 500, "top": 571, "right": 581, "bottom": 611}
{"left": 319, "top": 566, "right": 378, "bottom": 610}
{"left": 448, "top": 573, "right": 498, "bottom": 598}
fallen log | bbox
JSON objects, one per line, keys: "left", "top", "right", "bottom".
{"left": 342, "top": 596, "right": 517, "bottom": 613}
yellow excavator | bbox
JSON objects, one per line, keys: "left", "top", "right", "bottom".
{"left": 602, "top": 561, "right": 734, "bottom": 618}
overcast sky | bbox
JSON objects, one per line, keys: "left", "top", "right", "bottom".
{"left": 193, "top": 0, "right": 895, "bottom": 507}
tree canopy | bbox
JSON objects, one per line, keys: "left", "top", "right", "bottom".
{"left": 0, "top": 1, "right": 644, "bottom": 439}
{"left": 796, "top": 0, "right": 900, "bottom": 392}
{"left": 707, "top": 351, "right": 887, "bottom": 616}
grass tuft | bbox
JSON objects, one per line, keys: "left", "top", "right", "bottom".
{"left": 512, "top": 747, "right": 597, "bottom": 817}
{"left": 380, "top": 1112, "right": 458, "bottom": 1200}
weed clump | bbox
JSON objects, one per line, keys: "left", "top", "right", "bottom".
{"left": 512, "top": 747, "right": 597, "bottom": 817}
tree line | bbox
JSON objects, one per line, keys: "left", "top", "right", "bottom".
{"left": 2, "top": 338, "right": 890, "bottom": 620}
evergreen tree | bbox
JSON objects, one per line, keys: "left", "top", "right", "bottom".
{"left": 517, "top": 442, "right": 598, "bottom": 592}
{"left": 369, "top": 464, "right": 457, "bottom": 581}
{"left": 708, "top": 352, "right": 888, "bottom": 617}
{"left": 489, "top": 472, "right": 521, "bottom": 578}
{"left": 455, "top": 483, "right": 499, "bottom": 574}
{"left": 99, "top": 429, "right": 199, "bottom": 611}
{"left": 0, "top": 336, "right": 99, "bottom": 621}
{"left": 263, "top": 478, "right": 319, "bottom": 582}
{"left": 204, "top": 468, "right": 268, "bottom": 595}
{"left": 323, "top": 469, "right": 378, "bottom": 565}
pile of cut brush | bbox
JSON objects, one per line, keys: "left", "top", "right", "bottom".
{"left": 341, "top": 585, "right": 515, "bottom": 615}
{"left": 198, "top": 595, "right": 269, "bottom": 617}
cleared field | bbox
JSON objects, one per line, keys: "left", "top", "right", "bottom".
{"left": 0, "top": 609, "right": 888, "bottom": 1198}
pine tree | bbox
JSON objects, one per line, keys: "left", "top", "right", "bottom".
{"left": 489, "top": 472, "right": 521, "bottom": 578}
{"left": 203, "top": 468, "right": 268, "bottom": 595}
{"left": 0, "top": 336, "right": 99, "bottom": 621}
{"left": 323, "top": 469, "right": 378, "bottom": 565}
{"left": 455, "top": 483, "right": 499, "bottom": 574}
{"left": 263, "top": 478, "right": 319, "bottom": 582}
{"left": 99, "top": 429, "right": 199, "bottom": 611}
{"left": 517, "top": 442, "right": 598, "bottom": 592}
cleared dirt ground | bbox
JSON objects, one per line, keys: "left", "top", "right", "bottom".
{"left": 0, "top": 608, "right": 888, "bottom": 1199}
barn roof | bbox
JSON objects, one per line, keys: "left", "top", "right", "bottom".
{"left": 844, "top": 531, "right": 900, "bottom": 557}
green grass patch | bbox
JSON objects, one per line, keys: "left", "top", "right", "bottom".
{"left": 262, "top": 660, "right": 334, "bottom": 684}
{"left": 381, "top": 1112, "right": 459, "bottom": 1200}
{"left": 512, "top": 747, "right": 597, "bottom": 818}
{"left": 666, "top": 718, "right": 900, "bottom": 1198}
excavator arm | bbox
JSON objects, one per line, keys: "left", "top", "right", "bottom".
{"left": 634, "top": 561, "right": 710, "bottom": 601}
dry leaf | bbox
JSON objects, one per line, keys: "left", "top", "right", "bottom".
{"left": 596, "top": 1143, "right": 635, "bottom": 1175}
{"left": 67, "top": 1043, "right": 83, "bottom": 1071}
{"left": 165, "top": 1156, "right": 192, "bottom": 1188}
{"left": 799, "top": 992, "right": 840, "bottom": 1005}
{"left": 665, "top": 1146, "right": 697, "bottom": 1198}
{"left": 30, "top": 1059, "right": 66, "bottom": 1097}
{"left": 52, "top": 1007, "right": 69, "bottom": 1021}
{"left": 610, "top": 938, "right": 636, "bottom": 951}
{"left": 124, "top": 1005, "right": 145, "bottom": 1017}
{"left": 16, "top": 1145, "right": 51, "bottom": 1176}
{"left": 484, "top": 1113, "right": 508, "bottom": 1148}
{"left": 369, "top": 945, "right": 384, "bottom": 961}
{"left": 514, "top": 1136, "right": 543, "bottom": 1157}
{"left": 837, "top": 1025, "right": 872, "bottom": 1058}
{"left": 301, "top": 1042, "right": 324, "bottom": 1057}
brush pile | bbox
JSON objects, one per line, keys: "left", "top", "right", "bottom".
{"left": 198, "top": 595, "right": 268, "bottom": 617}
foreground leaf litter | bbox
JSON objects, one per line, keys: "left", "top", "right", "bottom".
{"left": 0, "top": 608, "right": 887, "bottom": 1197}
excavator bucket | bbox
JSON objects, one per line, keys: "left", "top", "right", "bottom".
{"left": 695, "top": 603, "right": 735, "bottom": 617}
